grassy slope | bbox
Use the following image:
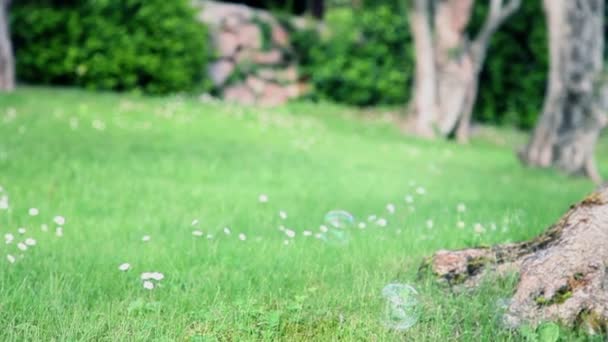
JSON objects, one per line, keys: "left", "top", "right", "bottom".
{"left": 0, "top": 87, "right": 602, "bottom": 341}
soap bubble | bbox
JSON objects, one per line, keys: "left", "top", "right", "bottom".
{"left": 319, "top": 210, "right": 354, "bottom": 246}
{"left": 318, "top": 228, "right": 350, "bottom": 246}
{"left": 324, "top": 210, "right": 354, "bottom": 228}
{"left": 382, "top": 283, "right": 421, "bottom": 331}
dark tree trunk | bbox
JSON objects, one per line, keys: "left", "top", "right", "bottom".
{"left": 421, "top": 187, "right": 608, "bottom": 331}
{"left": 520, "top": 0, "right": 606, "bottom": 183}
{"left": 0, "top": 0, "right": 14, "bottom": 91}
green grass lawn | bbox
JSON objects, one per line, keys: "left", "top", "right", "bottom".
{"left": 0, "top": 87, "right": 603, "bottom": 341}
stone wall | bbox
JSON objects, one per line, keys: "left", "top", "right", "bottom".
{"left": 193, "top": 1, "right": 309, "bottom": 106}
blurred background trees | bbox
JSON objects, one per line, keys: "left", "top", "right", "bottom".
{"left": 2, "top": 0, "right": 606, "bottom": 155}
{"left": 5, "top": 0, "right": 554, "bottom": 129}
{"left": 0, "top": 0, "right": 14, "bottom": 91}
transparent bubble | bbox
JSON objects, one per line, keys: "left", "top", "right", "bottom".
{"left": 319, "top": 210, "right": 354, "bottom": 246}
{"left": 318, "top": 228, "right": 350, "bottom": 246}
{"left": 382, "top": 283, "right": 421, "bottom": 331}
{"left": 324, "top": 210, "right": 355, "bottom": 228}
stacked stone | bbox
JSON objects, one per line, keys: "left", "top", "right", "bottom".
{"left": 195, "top": 1, "right": 307, "bottom": 106}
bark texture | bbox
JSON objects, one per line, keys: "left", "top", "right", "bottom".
{"left": 520, "top": 0, "right": 606, "bottom": 183}
{"left": 408, "top": 0, "right": 520, "bottom": 142}
{"left": 0, "top": 0, "right": 14, "bottom": 91}
{"left": 421, "top": 187, "right": 608, "bottom": 331}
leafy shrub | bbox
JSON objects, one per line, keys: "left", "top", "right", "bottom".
{"left": 291, "top": 6, "right": 413, "bottom": 106}
{"left": 11, "top": 0, "right": 210, "bottom": 94}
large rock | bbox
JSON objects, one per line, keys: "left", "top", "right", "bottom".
{"left": 257, "top": 66, "right": 298, "bottom": 83}
{"left": 271, "top": 23, "right": 290, "bottom": 47}
{"left": 196, "top": 1, "right": 253, "bottom": 27}
{"left": 258, "top": 82, "right": 289, "bottom": 107}
{"left": 214, "top": 31, "right": 240, "bottom": 57}
{"left": 195, "top": 0, "right": 311, "bottom": 106}
{"left": 246, "top": 75, "right": 266, "bottom": 95}
{"left": 253, "top": 50, "right": 283, "bottom": 65}
{"left": 223, "top": 84, "right": 256, "bottom": 105}
{"left": 236, "top": 23, "right": 263, "bottom": 50}
{"left": 208, "top": 59, "right": 235, "bottom": 86}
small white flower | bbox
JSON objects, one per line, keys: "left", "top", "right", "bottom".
{"left": 69, "top": 117, "right": 79, "bottom": 129}
{"left": 17, "top": 242, "right": 27, "bottom": 251}
{"left": 151, "top": 272, "right": 164, "bottom": 281}
{"left": 41, "top": 224, "right": 49, "bottom": 232}
{"left": 457, "top": 203, "right": 466, "bottom": 212}
{"left": 4, "top": 233, "right": 13, "bottom": 243}
{"left": 319, "top": 225, "right": 328, "bottom": 233}
{"left": 17, "top": 228, "right": 26, "bottom": 235}
{"left": 143, "top": 280, "right": 154, "bottom": 290}
{"left": 279, "top": 211, "right": 288, "bottom": 220}
{"left": 7, "top": 254, "right": 15, "bottom": 264}
{"left": 141, "top": 272, "right": 153, "bottom": 280}
{"left": 142, "top": 235, "right": 151, "bottom": 242}
{"left": 416, "top": 187, "right": 426, "bottom": 195}
{"left": 386, "top": 203, "right": 395, "bottom": 214}
{"left": 303, "top": 230, "right": 312, "bottom": 236}
{"left": 54, "top": 216, "right": 66, "bottom": 225}
{"left": 457, "top": 221, "right": 465, "bottom": 229}
{"left": 404, "top": 195, "right": 414, "bottom": 204}
{"left": 118, "top": 263, "right": 131, "bottom": 271}
{"left": 258, "top": 194, "right": 268, "bottom": 203}
{"left": 191, "top": 219, "right": 199, "bottom": 226}
{"left": 358, "top": 222, "right": 366, "bottom": 229}
{"left": 426, "top": 219, "right": 434, "bottom": 229}
{"left": 0, "top": 195, "right": 9, "bottom": 210}
{"left": 278, "top": 225, "right": 286, "bottom": 232}
{"left": 28, "top": 208, "right": 39, "bottom": 216}
{"left": 25, "top": 238, "right": 36, "bottom": 246}
{"left": 376, "top": 218, "right": 387, "bottom": 227}
{"left": 55, "top": 227, "right": 63, "bottom": 237}
{"left": 192, "top": 230, "right": 203, "bottom": 237}
{"left": 283, "top": 239, "right": 289, "bottom": 245}
{"left": 314, "top": 233, "right": 322, "bottom": 239}
{"left": 285, "top": 229, "right": 295, "bottom": 238}
{"left": 367, "top": 215, "right": 377, "bottom": 222}
{"left": 474, "top": 223, "right": 485, "bottom": 234}
{"left": 238, "top": 233, "right": 247, "bottom": 241}
{"left": 92, "top": 119, "right": 106, "bottom": 131}
{"left": 223, "top": 227, "right": 231, "bottom": 235}
{"left": 206, "top": 234, "right": 214, "bottom": 239}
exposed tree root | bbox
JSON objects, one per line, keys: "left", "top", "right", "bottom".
{"left": 420, "top": 187, "right": 608, "bottom": 333}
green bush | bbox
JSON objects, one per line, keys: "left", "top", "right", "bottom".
{"left": 291, "top": 6, "right": 413, "bottom": 106}
{"left": 11, "top": 0, "right": 210, "bottom": 94}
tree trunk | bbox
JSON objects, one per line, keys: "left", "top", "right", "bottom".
{"left": 420, "top": 187, "right": 608, "bottom": 331}
{"left": 520, "top": 0, "right": 606, "bottom": 183}
{"left": 407, "top": 0, "right": 520, "bottom": 141}
{"left": 409, "top": 0, "right": 439, "bottom": 138}
{"left": 0, "top": 0, "right": 14, "bottom": 91}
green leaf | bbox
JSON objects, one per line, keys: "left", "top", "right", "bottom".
{"left": 538, "top": 322, "right": 560, "bottom": 342}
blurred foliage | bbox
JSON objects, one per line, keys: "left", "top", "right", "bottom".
{"left": 295, "top": 1, "right": 548, "bottom": 129}
{"left": 291, "top": 6, "right": 413, "bottom": 106}
{"left": 10, "top": 0, "right": 210, "bottom": 94}
{"left": 471, "top": 0, "right": 548, "bottom": 129}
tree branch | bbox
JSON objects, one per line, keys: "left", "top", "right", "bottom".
{"left": 470, "top": 0, "right": 521, "bottom": 68}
